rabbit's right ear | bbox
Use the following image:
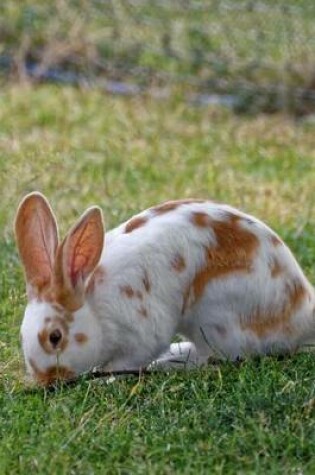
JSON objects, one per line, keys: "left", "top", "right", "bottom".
{"left": 15, "top": 192, "right": 59, "bottom": 299}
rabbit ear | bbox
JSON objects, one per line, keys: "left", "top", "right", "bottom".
{"left": 54, "top": 207, "right": 104, "bottom": 309}
{"left": 15, "top": 192, "right": 59, "bottom": 299}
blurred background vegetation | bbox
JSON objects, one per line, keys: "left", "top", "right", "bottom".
{"left": 1, "top": 0, "right": 315, "bottom": 116}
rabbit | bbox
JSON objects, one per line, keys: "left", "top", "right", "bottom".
{"left": 15, "top": 192, "right": 315, "bottom": 386}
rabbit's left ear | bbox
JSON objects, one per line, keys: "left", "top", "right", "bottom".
{"left": 54, "top": 207, "right": 104, "bottom": 309}
{"left": 15, "top": 192, "right": 59, "bottom": 299}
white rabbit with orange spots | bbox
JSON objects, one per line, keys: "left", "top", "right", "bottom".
{"left": 15, "top": 193, "right": 315, "bottom": 385}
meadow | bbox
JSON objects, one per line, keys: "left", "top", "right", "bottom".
{"left": 0, "top": 83, "right": 314, "bottom": 474}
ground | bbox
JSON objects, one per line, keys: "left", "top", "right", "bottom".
{"left": 0, "top": 84, "right": 314, "bottom": 474}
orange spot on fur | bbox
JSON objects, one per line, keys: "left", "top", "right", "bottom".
{"left": 171, "top": 253, "right": 186, "bottom": 272}
{"left": 120, "top": 285, "right": 135, "bottom": 298}
{"left": 142, "top": 270, "right": 151, "bottom": 293}
{"left": 125, "top": 216, "right": 148, "bottom": 233}
{"left": 42, "top": 279, "right": 83, "bottom": 312}
{"left": 269, "top": 257, "right": 284, "bottom": 278}
{"left": 182, "top": 213, "right": 259, "bottom": 313}
{"left": 135, "top": 290, "right": 143, "bottom": 300}
{"left": 38, "top": 328, "right": 50, "bottom": 353}
{"left": 29, "top": 358, "right": 75, "bottom": 386}
{"left": 152, "top": 199, "right": 207, "bottom": 215}
{"left": 120, "top": 285, "right": 143, "bottom": 300}
{"left": 74, "top": 333, "right": 88, "bottom": 344}
{"left": 240, "top": 279, "right": 307, "bottom": 337}
{"left": 191, "top": 211, "right": 211, "bottom": 227}
{"left": 138, "top": 306, "right": 148, "bottom": 318}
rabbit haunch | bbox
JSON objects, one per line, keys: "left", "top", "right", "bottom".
{"left": 15, "top": 194, "right": 315, "bottom": 386}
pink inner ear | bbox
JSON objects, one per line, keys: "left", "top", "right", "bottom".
{"left": 62, "top": 207, "right": 104, "bottom": 291}
{"left": 69, "top": 254, "right": 89, "bottom": 288}
{"left": 70, "top": 266, "right": 79, "bottom": 288}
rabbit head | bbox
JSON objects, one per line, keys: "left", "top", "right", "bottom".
{"left": 15, "top": 192, "right": 104, "bottom": 386}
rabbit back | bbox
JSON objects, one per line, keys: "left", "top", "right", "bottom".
{"left": 92, "top": 200, "right": 315, "bottom": 364}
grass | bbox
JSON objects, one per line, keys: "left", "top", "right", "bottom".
{"left": 1, "top": 357, "right": 315, "bottom": 474}
{"left": 0, "top": 83, "right": 315, "bottom": 474}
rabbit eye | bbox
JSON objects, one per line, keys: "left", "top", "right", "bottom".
{"left": 49, "top": 329, "right": 62, "bottom": 348}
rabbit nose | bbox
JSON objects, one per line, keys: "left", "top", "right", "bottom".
{"left": 49, "top": 329, "right": 62, "bottom": 348}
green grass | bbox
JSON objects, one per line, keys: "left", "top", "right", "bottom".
{"left": 1, "top": 357, "right": 315, "bottom": 474}
{"left": 0, "top": 83, "right": 315, "bottom": 474}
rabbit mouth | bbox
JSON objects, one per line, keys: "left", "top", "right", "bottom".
{"left": 29, "top": 358, "right": 75, "bottom": 386}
